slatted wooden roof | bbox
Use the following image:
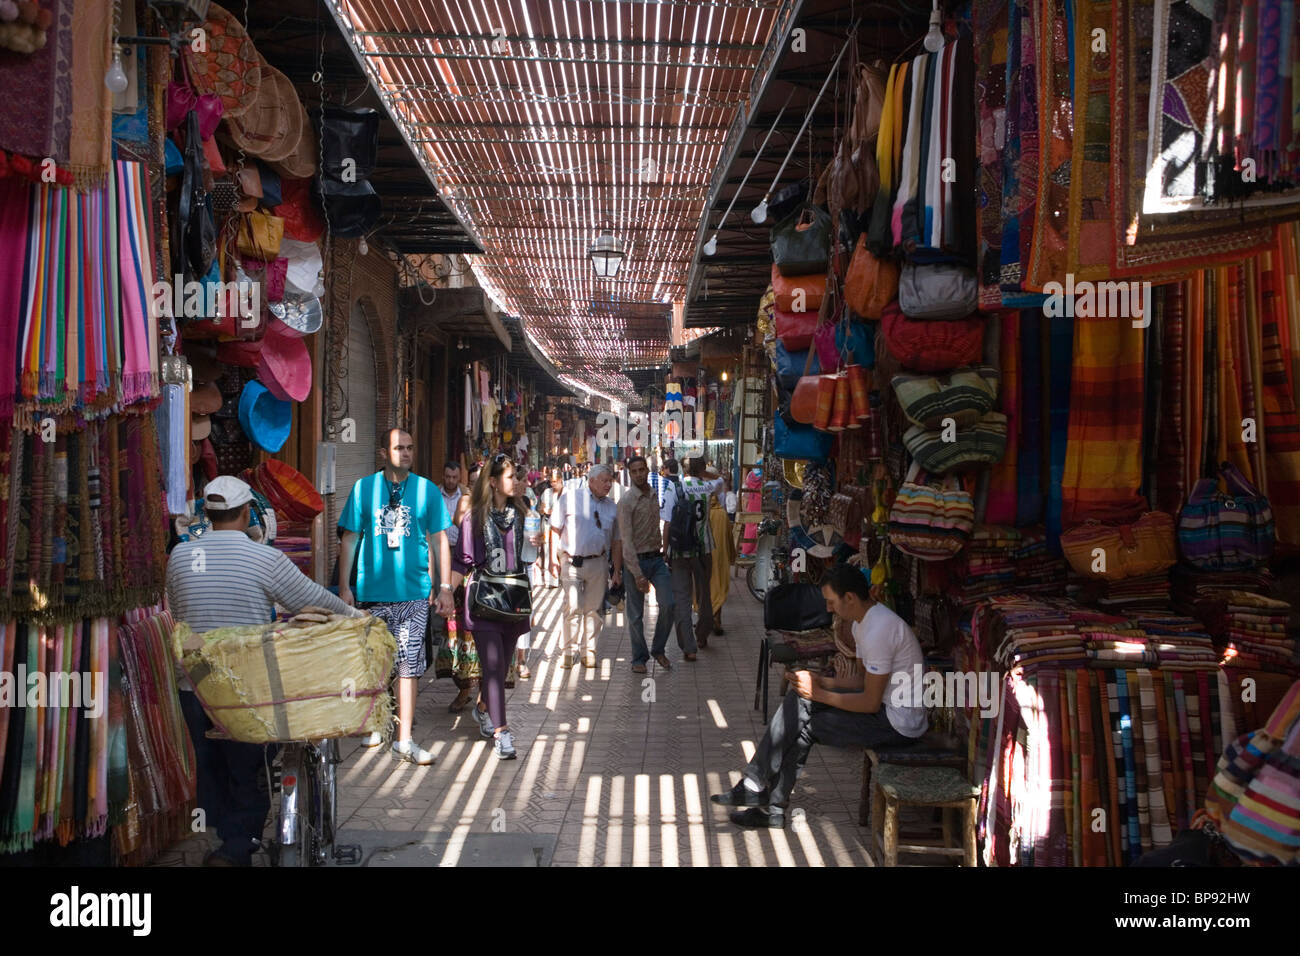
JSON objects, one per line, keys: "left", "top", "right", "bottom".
{"left": 326, "top": 0, "right": 792, "bottom": 400}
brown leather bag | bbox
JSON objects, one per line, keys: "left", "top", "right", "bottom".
{"left": 771, "top": 264, "right": 826, "bottom": 313}
{"left": 844, "top": 234, "right": 899, "bottom": 319}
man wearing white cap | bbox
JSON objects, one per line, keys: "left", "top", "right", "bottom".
{"left": 166, "top": 475, "right": 363, "bottom": 866}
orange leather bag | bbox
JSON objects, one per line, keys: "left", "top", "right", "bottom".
{"left": 1060, "top": 512, "right": 1177, "bottom": 582}
{"left": 843, "top": 234, "right": 899, "bottom": 319}
{"left": 771, "top": 264, "right": 826, "bottom": 313}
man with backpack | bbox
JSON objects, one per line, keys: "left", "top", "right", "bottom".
{"left": 658, "top": 457, "right": 724, "bottom": 661}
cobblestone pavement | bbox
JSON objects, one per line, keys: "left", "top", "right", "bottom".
{"left": 155, "top": 571, "right": 883, "bottom": 866}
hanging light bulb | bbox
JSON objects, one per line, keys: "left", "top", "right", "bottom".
{"left": 104, "top": 44, "right": 128, "bottom": 94}
{"left": 750, "top": 196, "right": 769, "bottom": 224}
{"left": 721, "top": 370, "right": 729, "bottom": 382}
{"left": 358, "top": 235, "right": 369, "bottom": 256}
{"left": 703, "top": 234, "right": 717, "bottom": 256}
{"left": 923, "top": 1, "right": 945, "bottom": 52}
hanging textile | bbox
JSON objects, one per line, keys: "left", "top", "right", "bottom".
{"left": 974, "top": 0, "right": 1010, "bottom": 306}
{"left": 0, "top": 0, "right": 74, "bottom": 166}
{"left": 986, "top": 311, "right": 1019, "bottom": 524}
{"left": 1026, "top": 0, "right": 1073, "bottom": 291}
{"left": 1067, "top": 0, "right": 1116, "bottom": 279}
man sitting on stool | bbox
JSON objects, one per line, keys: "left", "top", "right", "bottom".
{"left": 710, "top": 564, "right": 928, "bottom": 828}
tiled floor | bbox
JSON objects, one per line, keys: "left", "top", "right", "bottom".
{"left": 155, "top": 571, "right": 882, "bottom": 866}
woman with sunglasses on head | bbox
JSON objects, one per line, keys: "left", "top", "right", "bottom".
{"left": 450, "top": 455, "right": 539, "bottom": 759}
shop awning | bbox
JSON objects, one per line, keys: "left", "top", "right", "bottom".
{"left": 399, "top": 286, "right": 512, "bottom": 350}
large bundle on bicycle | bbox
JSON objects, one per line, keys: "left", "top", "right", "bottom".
{"left": 172, "top": 612, "right": 396, "bottom": 744}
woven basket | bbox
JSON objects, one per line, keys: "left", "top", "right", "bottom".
{"left": 174, "top": 615, "right": 396, "bottom": 743}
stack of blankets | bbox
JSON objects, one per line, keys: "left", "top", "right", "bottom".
{"left": 954, "top": 526, "right": 1067, "bottom": 608}
{"left": 1172, "top": 565, "right": 1274, "bottom": 610}
{"left": 1069, "top": 571, "right": 1172, "bottom": 612}
{"left": 1195, "top": 591, "right": 1298, "bottom": 677}
{"left": 1126, "top": 614, "right": 1220, "bottom": 672}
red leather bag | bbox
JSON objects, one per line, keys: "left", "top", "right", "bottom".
{"left": 775, "top": 308, "right": 818, "bottom": 351}
{"left": 880, "top": 300, "right": 985, "bottom": 372}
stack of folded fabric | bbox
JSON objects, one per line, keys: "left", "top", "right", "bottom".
{"left": 1009, "top": 528, "right": 1068, "bottom": 596}
{"left": 1196, "top": 591, "right": 1298, "bottom": 676}
{"left": 1171, "top": 565, "right": 1274, "bottom": 612}
{"left": 1079, "top": 615, "right": 1156, "bottom": 667}
{"left": 972, "top": 595, "right": 1089, "bottom": 671}
{"left": 1069, "top": 571, "right": 1172, "bottom": 612}
{"left": 954, "top": 525, "right": 1020, "bottom": 607}
{"left": 272, "top": 518, "right": 315, "bottom": 576}
{"left": 1127, "top": 614, "right": 1220, "bottom": 672}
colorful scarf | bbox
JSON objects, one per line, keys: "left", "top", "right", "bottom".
{"left": 0, "top": 0, "right": 74, "bottom": 164}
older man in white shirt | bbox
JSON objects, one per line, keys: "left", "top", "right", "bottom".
{"left": 551, "top": 464, "right": 622, "bottom": 668}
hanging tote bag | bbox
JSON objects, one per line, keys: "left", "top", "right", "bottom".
{"left": 887, "top": 463, "right": 974, "bottom": 560}
{"left": 880, "top": 301, "right": 984, "bottom": 372}
{"left": 774, "top": 416, "right": 833, "bottom": 462}
{"left": 844, "top": 234, "right": 900, "bottom": 319}
{"left": 903, "top": 412, "right": 1008, "bottom": 474}
{"left": 774, "top": 308, "right": 819, "bottom": 351}
{"left": 1177, "top": 462, "right": 1276, "bottom": 570}
{"left": 892, "top": 366, "right": 1001, "bottom": 429}
{"left": 237, "top": 210, "right": 285, "bottom": 261}
{"left": 771, "top": 203, "right": 832, "bottom": 276}
{"left": 1060, "top": 512, "right": 1178, "bottom": 582}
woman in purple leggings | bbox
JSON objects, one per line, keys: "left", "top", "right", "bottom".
{"left": 451, "top": 454, "right": 536, "bottom": 760}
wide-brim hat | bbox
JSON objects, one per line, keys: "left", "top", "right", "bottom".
{"left": 191, "top": 414, "right": 212, "bottom": 441}
{"left": 191, "top": 381, "right": 223, "bottom": 414}
{"left": 268, "top": 281, "right": 323, "bottom": 335}
{"left": 180, "top": 4, "right": 262, "bottom": 119}
{"left": 256, "top": 322, "right": 312, "bottom": 402}
{"left": 221, "top": 65, "right": 302, "bottom": 162}
{"left": 237, "top": 379, "right": 292, "bottom": 453}
{"left": 255, "top": 458, "right": 324, "bottom": 521}
{"left": 269, "top": 102, "right": 317, "bottom": 178}
{"left": 805, "top": 524, "right": 844, "bottom": 559}
{"left": 318, "top": 177, "right": 381, "bottom": 238}
{"left": 217, "top": 338, "right": 264, "bottom": 368}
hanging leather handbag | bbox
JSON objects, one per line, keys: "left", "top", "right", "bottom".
{"left": 771, "top": 265, "right": 826, "bottom": 313}
{"left": 774, "top": 308, "right": 819, "bottom": 351}
{"left": 180, "top": 110, "right": 216, "bottom": 285}
{"left": 898, "top": 261, "right": 979, "bottom": 320}
{"left": 881, "top": 300, "right": 985, "bottom": 372}
{"left": 320, "top": 106, "right": 381, "bottom": 180}
{"left": 844, "top": 234, "right": 900, "bottom": 319}
{"left": 468, "top": 567, "right": 533, "bottom": 623}
{"left": 763, "top": 581, "right": 833, "bottom": 632}
{"left": 888, "top": 463, "right": 975, "bottom": 560}
{"left": 1060, "top": 511, "right": 1178, "bottom": 582}
{"left": 771, "top": 203, "right": 831, "bottom": 276}
{"left": 774, "top": 415, "right": 833, "bottom": 462}
{"left": 774, "top": 340, "right": 821, "bottom": 390}
{"left": 1177, "top": 462, "right": 1276, "bottom": 570}
{"left": 237, "top": 210, "right": 285, "bottom": 261}
{"left": 892, "top": 365, "right": 1000, "bottom": 429}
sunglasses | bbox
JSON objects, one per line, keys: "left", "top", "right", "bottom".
{"left": 389, "top": 481, "right": 404, "bottom": 509}
{"left": 594, "top": 509, "right": 603, "bottom": 529}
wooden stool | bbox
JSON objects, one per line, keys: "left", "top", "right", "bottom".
{"left": 858, "top": 740, "right": 965, "bottom": 826}
{"left": 869, "top": 763, "right": 980, "bottom": 867}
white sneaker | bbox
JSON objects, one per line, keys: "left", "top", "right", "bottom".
{"left": 391, "top": 739, "right": 435, "bottom": 765}
{"left": 493, "top": 730, "right": 517, "bottom": 760}
{"left": 361, "top": 732, "right": 383, "bottom": 747}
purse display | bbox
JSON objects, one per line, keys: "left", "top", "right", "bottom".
{"left": 237, "top": 210, "right": 285, "bottom": 261}
{"left": 828, "top": 492, "right": 864, "bottom": 547}
{"left": 771, "top": 265, "right": 826, "bottom": 313}
{"left": 774, "top": 341, "right": 821, "bottom": 390}
{"left": 468, "top": 569, "right": 533, "bottom": 623}
{"left": 774, "top": 415, "right": 833, "bottom": 462}
{"left": 897, "top": 261, "right": 979, "bottom": 320}
{"left": 1060, "top": 511, "right": 1178, "bottom": 582}
{"left": 771, "top": 203, "right": 831, "bottom": 276}
{"left": 880, "top": 300, "right": 985, "bottom": 372}
{"left": 887, "top": 463, "right": 975, "bottom": 560}
{"left": 844, "top": 234, "right": 900, "bottom": 319}
{"left": 903, "top": 412, "right": 1008, "bottom": 474}
{"left": 1177, "top": 462, "right": 1275, "bottom": 570}
{"left": 892, "top": 365, "right": 1000, "bottom": 429}
{"left": 774, "top": 307, "right": 818, "bottom": 351}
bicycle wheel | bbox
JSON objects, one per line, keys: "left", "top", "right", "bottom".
{"left": 747, "top": 563, "right": 765, "bottom": 602}
{"left": 276, "top": 745, "right": 316, "bottom": 868}
{"left": 320, "top": 739, "right": 339, "bottom": 850}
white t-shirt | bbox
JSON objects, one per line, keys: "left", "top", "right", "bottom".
{"left": 852, "top": 603, "right": 928, "bottom": 738}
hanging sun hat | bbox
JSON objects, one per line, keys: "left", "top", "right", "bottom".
{"left": 254, "top": 458, "right": 324, "bottom": 520}
{"left": 191, "top": 381, "right": 223, "bottom": 414}
{"left": 237, "top": 379, "right": 293, "bottom": 452}
{"left": 191, "top": 414, "right": 212, "bottom": 441}
{"left": 318, "top": 177, "right": 381, "bottom": 238}
{"left": 180, "top": 4, "right": 262, "bottom": 119}
{"left": 281, "top": 238, "right": 324, "bottom": 296}
{"left": 220, "top": 64, "right": 302, "bottom": 162}
{"left": 217, "top": 338, "right": 264, "bottom": 368}
{"left": 270, "top": 102, "right": 317, "bottom": 178}
{"left": 274, "top": 176, "right": 325, "bottom": 242}
{"left": 268, "top": 282, "right": 323, "bottom": 335}
{"left": 256, "top": 322, "right": 312, "bottom": 402}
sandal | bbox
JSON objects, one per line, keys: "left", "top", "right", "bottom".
{"left": 517, "top": 663, "right": 531, "bottom": 680}
{"left": 447, "top": 690, "right": 473, "bottom": 713}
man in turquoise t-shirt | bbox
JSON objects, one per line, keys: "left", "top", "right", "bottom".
{"left": 339, "top": 428, "right": 452, "bottom": 765}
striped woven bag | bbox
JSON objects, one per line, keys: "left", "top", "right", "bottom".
{"left": 887, "top": 462, "right": 974, "bottom": 560}
{"left": 1177, "top": 463, "right": 1275, "bottom": 571}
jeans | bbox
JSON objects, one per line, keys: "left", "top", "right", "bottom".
{"left": 180, "top": 690, "right": 272, "bottom": 863}
{"left": 668, "top": 552, "right": 712, "bottom": 653}
{"left": 743, "top": 690, "right": 911, "bottom": 807}
{"left": 626, "top": 555, "right": 674, "bottom": 664}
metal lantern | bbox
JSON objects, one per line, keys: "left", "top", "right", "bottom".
{"left": 588, "top": 232, "right": 624, "bottom": 278}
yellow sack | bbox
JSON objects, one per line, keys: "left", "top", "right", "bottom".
{"left": 173, "top": 615, "right": 396, "bottom": 744}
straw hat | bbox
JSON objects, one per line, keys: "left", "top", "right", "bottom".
{"left": 181, "top": 4, "right": 262, "bottom": 119}
{"left": 221, "top": 64, "right": 303, "bottom": 162}
{"left": 270, "top": 102, "right": 318, "bottom": 178}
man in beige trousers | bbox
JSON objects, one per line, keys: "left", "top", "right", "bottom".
{"left": 551, "top": 464, "right": 621, "bottom": 668}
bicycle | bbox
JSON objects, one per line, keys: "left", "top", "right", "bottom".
{"left": 265, "top": 737, "right": 362, "bottom": 867}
